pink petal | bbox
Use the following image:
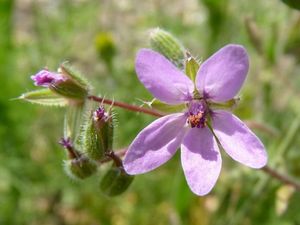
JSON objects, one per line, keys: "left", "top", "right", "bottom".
{"left": 212, "top": 110, "right": 267, "bottom": 168}
{"left": 124, "top": 113, "right": 187, "bottom": 174}
{"left": 181, "top": 128, "right": 221, "bottom": 196}
{"left": 196, "top": 44, "right": 249, "bottom": 102}
{"left": 136, "top": 49, "right": 194, "bottom": 104}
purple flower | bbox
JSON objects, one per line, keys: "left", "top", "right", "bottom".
{"left": 123, "top": 44, "right": 267, "bottom": 196}
{"left": 31, "top": 69, "right": 65, "bottom": 87}
{"left": 93, "top": 106, "right": 109, "bottom": 122}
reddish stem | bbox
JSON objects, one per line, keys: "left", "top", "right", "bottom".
{"left": 88, "top": 95, "right": 163, "bottom": 117}
{"left": 262, "top": 166, "right": 300, "bottom": 190}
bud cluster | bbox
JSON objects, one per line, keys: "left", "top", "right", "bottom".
{"left": 59, "top": 104, "right": 133, "bottom": 196}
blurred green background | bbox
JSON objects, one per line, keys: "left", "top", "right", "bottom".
{"left": 1, "top": 0, "right": 300, "bottom": 224}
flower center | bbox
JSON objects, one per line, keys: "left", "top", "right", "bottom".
{"left": 93, "top": 106, "right": 108, "bottom": 121}
{"left": 187, "top": 100, "right": 208, "bottom": 128}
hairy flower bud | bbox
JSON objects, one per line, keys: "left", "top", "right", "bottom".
{"left": 149, "top": 28, "right": 185, "bottom": 68}
{"left": 64, "top": 157, "right": 97, "bottom": 180}
{"left": 99, "top": 166, "right": 134, "bottom": 196}
{"left": 83, "top": 106, "right": 114, "bottom": 160}
{"left": 60, "top": 137, "right": 97, "bottom": 180}
{"left": 31, "top": 63, "right": 90, "bottom": 102}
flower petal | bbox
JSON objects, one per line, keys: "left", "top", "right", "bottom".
{"left": 212, "top": 110, "right": 267, "bottom": 168}
{"left": 196, "top": 44, "right": 249, "bottom": 102}
{"left": 181, "top": 128, "right": 221, "bottom": 196}
{"left": 136, "top": 49, "right": 194, "bottom": 104}
{"left": 124, "top": 113, "right": 187, "bottom": 174}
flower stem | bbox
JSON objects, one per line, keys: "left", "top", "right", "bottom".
{"left": 88, "top": 95, "right": 163, "bottom": 117}
{"left": 262, "top": 165, "right": 300, "bottom": 190}
{"left": 89, "top": 95, "right": 300, "bottom": 191}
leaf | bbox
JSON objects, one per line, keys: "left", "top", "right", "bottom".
{"left": 18, "top": 89, "right": 68, "bottom": 106}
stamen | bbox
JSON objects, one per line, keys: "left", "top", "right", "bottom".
{"left": 187, "top": 100, "right": 208, "bottom": 128}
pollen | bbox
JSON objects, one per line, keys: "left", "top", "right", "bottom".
{"left": 188, "top": 112, "right": 206, "bottom": 128}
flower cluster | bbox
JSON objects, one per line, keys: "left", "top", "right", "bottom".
{"left": 123, "top": 45, "right": 267, "bottom": 196}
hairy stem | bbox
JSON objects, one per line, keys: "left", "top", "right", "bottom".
{"left": 88, "top": 95, "right": 163, "bottom": 117}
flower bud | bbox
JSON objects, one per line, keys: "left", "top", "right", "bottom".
{"left": 83, "top": 106, "right": 114, "bottom": 160}
{"left": 59, "top": 137, "right": 97, "bottom": 180}
{"left": 30, "top": 63, "right": 90, "bottom": 102}
{"left": 149, "top": 28, "right": 185, "bottom": 68}
{"left": 64, "top": 157, "right": 97, "bottom": 180}
{"left": 99, "top": 166, "right": 134, "bottom": 196}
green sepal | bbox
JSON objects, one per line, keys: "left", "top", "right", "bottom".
{"left": 83, "top": 113, "right": 114, "bottom": 160}
{"left": 185, "top": 54, "right": 199, "bottom": 82}
{"left": 64, "top": 157, "right": 97, "bottom": 180}
{"left": 59, "top": 62, "right": 90, "bottom": 90}
{"left": 49, "top": 79, "right": 88, "bottom": 101}
{"left": 149, "top": 28, "right": 185, "bottom": 69}
{"left": 64, "top": 104, "right": 85, "bottom": 142}
{"left": 144, "top": 98, "right": 185, "bottom": 114}
{"left": 99, "top": 167, "right": 134, "bottom": 197}
{"left": 209, "top": 98, "right": 240, "bottom": 110}
{"left": 18, "top": 89, "right": 68, "bottom": 107}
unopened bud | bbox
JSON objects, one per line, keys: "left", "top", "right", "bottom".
{"left": 149, "top": 28, "right": 185, "bottom": 69}
{"left": 49, "top": 78, "right": 88, "bottom": 100}
{"left": 64, "top": 156, "right": 97, "bottom": 180}
{"left": 99, "top": 166, "right": 134, "bottom": 196}
{"left": 31, "top": 63, "right": 90, "bottom": 101}
{"left": 83, "top": 106, "right": 114, "bottom": 160}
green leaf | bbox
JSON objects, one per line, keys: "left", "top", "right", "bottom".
{"left": 18, "top": 89, "right": 68, "bottom": 106}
